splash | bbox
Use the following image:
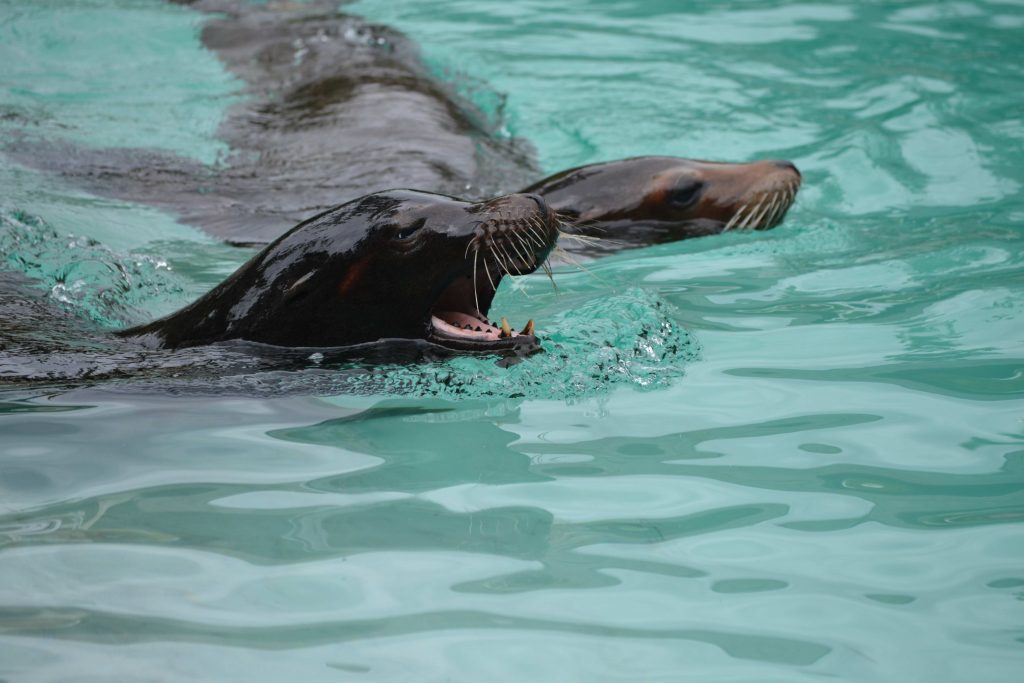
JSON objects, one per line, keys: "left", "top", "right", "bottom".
{"left": 0, "top": 209, "right": 186, "bottom": 328}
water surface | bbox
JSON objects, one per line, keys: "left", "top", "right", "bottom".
{"left": 1, "top": 0, "right": 1023, "bottom": 680}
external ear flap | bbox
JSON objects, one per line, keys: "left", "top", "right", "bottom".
{"left": 284, "top": 271, "right": 316, "bottom": 300}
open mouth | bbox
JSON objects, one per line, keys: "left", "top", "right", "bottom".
{"left": 429, "top": 271, "right": 537, "bottom": 351}
{"left": 427, "top": 198, "right": 556, "bottom": 353}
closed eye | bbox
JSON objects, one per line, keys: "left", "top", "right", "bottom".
{"left": 395, "top": 218, "right": 427, "bottom": 240}
{"left": 668, "top": 180, "right": 704, "bottom": 209}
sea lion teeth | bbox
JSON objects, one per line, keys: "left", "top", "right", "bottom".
{"left": 500, "top": 318, "right": 512, "bottom": 338}
{"left": 520, "top": 319, "right": 535, "bottom": 336}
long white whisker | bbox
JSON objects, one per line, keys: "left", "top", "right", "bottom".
{"left": 741, "top": 196, "right": 768, "bottom": 230}
{"left": 507, "top": 232, "right": 531, "bottom": 267}
{"left": 552, "top": 245, "right": 603, "bottom": 282}
{"left": 472, "top": 247, "right": 480, "bottom": 315}
{"left": 723, "top": 203, "right": 749, "bottom": 232}
{"left": 483, "top": 253, "right": 497, "bottom": 292}
{"left": 557, "top": 230, "right": 618, "bottom": 247}
{"left": 766, "top": 196, "right": 783, "bottom": 228}
{"left": 486, "top": 239, "right": 504, "bottom": 270}
{"left": 542, "top": 260, "right": 557, "bottom": 291}
{"left": 757, "top": 194, "right": 780, "bottom": 229}
{"left": 519, "top": 232, "right": 538, "bottom": 267}
{"left": 525, "top": 218, "right": 547, "bottom": 248}
{"left": 497, "top": 243, "right": 516, "bottom": 277}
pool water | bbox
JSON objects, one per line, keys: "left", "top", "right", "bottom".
{"left": 2, "top": 0, "right": 1024, "bottom": 680}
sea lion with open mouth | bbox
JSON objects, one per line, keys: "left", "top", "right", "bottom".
{"left": 119, "top": 190, "right": 558, "bottom": 354}
{"left": 525, "top": 156, "right": 802, "bottom": 253}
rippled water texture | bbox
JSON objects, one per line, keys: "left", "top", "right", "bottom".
{"left": 2, "top": 0, "right": 1024, "bottom": 680}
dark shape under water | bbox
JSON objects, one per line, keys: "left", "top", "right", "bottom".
{"left": 6, "top": 0, "right": 540, "bottom": 245}
{"left": 5, "top": 1, "right": 801, "bottom": 253}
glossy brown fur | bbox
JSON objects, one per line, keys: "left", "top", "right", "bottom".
{"left": 525, "top": 156, "right": 801, "bottom": 252}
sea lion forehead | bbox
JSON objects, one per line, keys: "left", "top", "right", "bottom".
{"left": 359, "top": 189, "right": 470, "bottom": 222}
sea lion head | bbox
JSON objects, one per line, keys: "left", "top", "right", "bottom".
{"left": 126, "top": 190, "right": 559, "bottom": 354}
{"left": 526, "top": 156, "right": 801, "bottom": 249}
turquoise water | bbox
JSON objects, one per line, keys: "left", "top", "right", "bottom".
{"left": 2, "top": 0, "right": 1024, "bottom": 680}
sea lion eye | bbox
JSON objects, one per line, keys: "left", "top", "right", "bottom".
{"left": 394, "top": 218, "right": 427, "bottom": 240}
{"left": 668, "top": 180, "right": 703, "bottom": 208}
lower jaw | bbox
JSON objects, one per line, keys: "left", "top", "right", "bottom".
{"left": 427, "top": 325, "right": 543, "bottom": 356}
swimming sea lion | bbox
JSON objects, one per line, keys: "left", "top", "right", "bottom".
{"left": 525, "top": 156, "right": 802, "bottom": 253}
{"left": 6, "top": 3, "right": 801, "bottom": 253}
{"left": 120, "top": 190, "right": 557, "bottom": 352}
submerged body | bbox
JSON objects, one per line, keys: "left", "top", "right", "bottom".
{"left": 6, "top": 3, "right": 800, "bottom": 251}
{"left": 121, "top": 191, "right": 558, "bottom": 353}
{"left": 8, "top": 0, "right": 538, "bottom": 244}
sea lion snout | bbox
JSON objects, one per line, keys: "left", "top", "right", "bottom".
{"left": 769, "top": 159, "right": 801, "bottom": 177}
{"left": 471, "top": 193, "right": 559, "bottom": 273}
{"left": 710, "top": 159, "right": 801, "bottom": 231}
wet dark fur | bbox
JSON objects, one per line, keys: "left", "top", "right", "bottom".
{"left": 120, "top": 190, "right": 556, "bottom": 351}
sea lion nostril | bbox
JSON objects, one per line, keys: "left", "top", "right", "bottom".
{"left": 772, "top": 160, "right": 801, "bottom": 178}
{"left": 525, "top": 193, "right": 548, "bottom": 212}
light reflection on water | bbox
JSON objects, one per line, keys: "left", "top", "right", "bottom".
{"left": 2, "top": 0, "right": 1024, "bottom": 681}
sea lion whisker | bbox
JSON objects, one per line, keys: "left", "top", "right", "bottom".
{"left": 776, "top": 190, "right": 789, "bottom": 221}
{"left": 526, "top": 218, "right": 548, "bottom": 247}
{"left": 502, "top": 242, "right": 523, "bottom": 275}
{"left": 483, "top": 254, "right": 498, "bottom": 292}
{"left": 528, "top": 218, "right": 552, "bottom": 246}
{"left": 542, "top": 260, "right": 558, "bottom": 291}
{"left": 759, "top": 194, "right": 780, "bottom": 229}
{"left": 562, "top": 215, "right": 608, "bottom": 233}
{"left": 552, "top": 245, "right": 603, "bottom": 282}
{"left": 557, "top": 230, "right": 613, "bottom": 246}
{"left": 723, "top": 204, "right": 749, "bottom": 232}
{"left": 765, "top": 193, "right": 783, "bottom": 228}
{"left": 737, "top": 200, "right": 758, "bottom": 231}
{"left": 514, "top": 231, "right": 534, "bottom": 264}
{"left": 508, "top": 232, "right": 532, "bottom": 267}
{"left": 742, "top": 196, "right": 768, "bottom": 231}
{"left": 496, "top": 243, "right": 516, "bottom": 278}
{"left": 472, "top": 248, "right": 481, "bottom": 315}
{"left": 487, "top": 242, "right": 507, "bottom": 278}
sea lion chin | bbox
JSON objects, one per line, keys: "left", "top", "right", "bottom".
{"left": 525, "top": 156, "right": 802, "bottom": 252}
{"left": 118, "top": 190, "right": 559, "bottom": 355}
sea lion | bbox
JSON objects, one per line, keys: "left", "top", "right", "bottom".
{"left": 119, "top": 190, "right": 557, "bottom": 352}
{"left": 525, "top": 156, "right": 802, "bottom": 253}
{"left": 5, "top": 3, "right": 801, "bottom": 253}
